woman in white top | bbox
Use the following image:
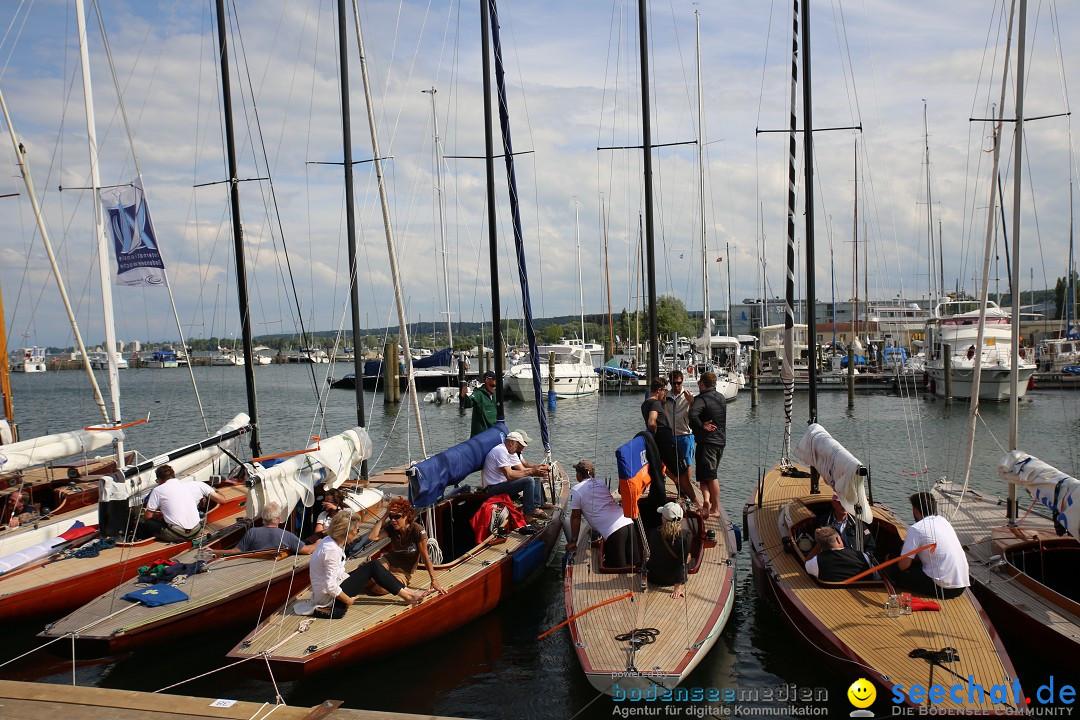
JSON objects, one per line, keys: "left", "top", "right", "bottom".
{"left": 306, "top": 510, "right": 427, "bottom": 619}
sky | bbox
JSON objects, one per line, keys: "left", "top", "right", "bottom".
{"left": 0, "top": 0, "right": 1076, "bottom": 349}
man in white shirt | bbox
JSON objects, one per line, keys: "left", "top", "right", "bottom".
{"left": 892, "top": 491, "right": 969, "bottom": 599}
{"left": 481, "top": 430, "right": 549, "bottom": 520}
{"left": 566, "top": 459, "right": 637, "bottom": 567}
{"left": 141, "top": 464, "right": 227, "bottom": 542}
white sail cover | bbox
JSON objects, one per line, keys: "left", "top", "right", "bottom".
{"left": 795, "top": 423, "right": 872, "bottom": 523}
{"left": 0, "top": 428, "right": 124, "bottom": 475}
{"left": 98, "top": 413, "right": 249, "bottom": 503}
{"left": 999, "top": 450, "right": 1080, "bottom": 541}
{"left": 0, "top": 419, "right": 12, "bottom": 446}
{"left": 245, "top": 427, "right": 372, "bottom": 520}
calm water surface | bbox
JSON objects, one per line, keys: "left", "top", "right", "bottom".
{"left": 4, "top": 365, "right": 1078, "bottom": 718}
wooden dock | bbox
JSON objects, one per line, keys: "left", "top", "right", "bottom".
{"left": 0, "top": 680, "right": 468, "bottom": 720}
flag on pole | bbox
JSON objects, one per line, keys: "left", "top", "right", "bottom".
{"left": 99, "top": 180, "right": 167, "bottom": 288}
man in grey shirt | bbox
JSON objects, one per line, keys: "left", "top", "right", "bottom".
{"left": 213, "top": 502, "right": 315, "bottom": 558}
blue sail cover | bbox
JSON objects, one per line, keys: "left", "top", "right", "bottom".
{"left": 414, "top": 347, "right": 454, "bottom": 369}
{"left": 410, "top": 423, "right": 509, "bottom": 508}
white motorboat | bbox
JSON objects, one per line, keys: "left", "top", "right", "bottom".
{"left": 506, "top": 344, "right": 598, "bottom": 399}
{"left": 210, "top": 350, "right": 245, "bottom": 366}
{"left": 925, "top": 300, "right": 1035, "bottom": 401}
{"left": 12, "top": 347, "right": 46, "bottom": 373}
{"left": 89, "top": 351, "right": 129, "bottom": 370}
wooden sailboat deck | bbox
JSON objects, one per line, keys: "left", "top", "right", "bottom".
{"left": 566, "top": 506, "right": 735, "bottom": 691}
{"left": 233, "top": 520, "right": 537, "bottom": 662}
{"left": 747, "top": 465, "right": 1021, "bottom": 713}
{"left": 935, "top": 483, "right": 1080, "bottom": 651}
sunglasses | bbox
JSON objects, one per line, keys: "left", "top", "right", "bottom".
{"left": 672, "top": 380, "right": 683, "bottom": 385}
{"left": 388, "top": 513, "right": 402, "bottom": 521}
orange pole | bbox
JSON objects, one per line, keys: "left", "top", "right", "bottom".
{"left": 84, "top": 417, "right": 149, "bottom": 431}
{"left": 538, "top": 591, "right": 633, "bottom": 640}
{"left": 842, "top": 543, "right": 935, "bottom": 585}
{"left": 253, "top": 437, "right": 321, "bottom": 464}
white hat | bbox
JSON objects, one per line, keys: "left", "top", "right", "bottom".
{"left": 506, "top": 430, "right": 531, "bottom": 448}
{"left": 657, "top": 502, "right": 683, "bottom": 521}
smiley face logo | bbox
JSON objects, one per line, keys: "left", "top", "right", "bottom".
{"left": 847, "top": 678, "right": 876, "bottom": 709}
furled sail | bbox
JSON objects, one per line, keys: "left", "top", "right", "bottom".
{"left": 244, "top": 426, "right": 372, "bottom": 519}
{"left": 409, "top": 423, "right": 508, "bottom": 509}
{"left": 999, "top": 450, "right": 1080, "bottom": 540}
{"left": 0, "top": 428, "right": 124, "bottom": 475}
{"left": 795, "top": 423, "right": 871, "bottom": 523}
{"left": 99, "top": 414, "right": 249, "bottom": 503}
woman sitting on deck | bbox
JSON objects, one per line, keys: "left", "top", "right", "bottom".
{"left": 365, "top": 497, "right": 446, "bottom": 597}
{"left": 646, "top": 502, "right": 693, "bottom": 599}
{"left": 304, "top": 511, "right": 428, "bottom": 619}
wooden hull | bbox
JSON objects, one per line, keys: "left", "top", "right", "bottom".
{"left": 229, "top": 487, "right": 567, "bottom": 680}
{"left": 744, "top": 463, "right": 1022, "bottom": 714}
{"left": 565, "top": 505, "right": 737, "bottom": 695}
{"left": 0, "top": 490, "right": 246, "bottom": 624}
{"left": 933, "top": 482, "right": 1080, "bottom": 669}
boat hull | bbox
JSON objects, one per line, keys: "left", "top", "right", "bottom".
{"left": 506, "top": 372, "right": 598, "bottom": 399}
{"left": 926, "top": 363, "right": 1035, "bottom": 401}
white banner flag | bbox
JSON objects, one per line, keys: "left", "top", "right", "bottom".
{"left": 99, "top": 180, "right": 167, "bottom": 288}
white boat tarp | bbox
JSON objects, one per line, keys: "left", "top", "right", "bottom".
{"left": 0, "top": 419, "right": 12, "bottom": 446}
{"left": 999, "top": 450, "right": 1080, "bottom": 541}
{"left": 0, "top": 428, "right": 124, "bottom": 475}
{"left": 245, "top": 427, "right": 372, "bottom": 520}
{"left": 99, "top": 413, "right": 249, "bottom": 503}
{"left": 795, "top": 423, "right": 872, "bottom": 523}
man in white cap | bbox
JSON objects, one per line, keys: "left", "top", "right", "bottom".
{"left": 481, "top": 429, "right": 550, "bottom": 520}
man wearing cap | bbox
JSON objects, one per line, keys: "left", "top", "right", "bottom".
{"left": 646, "top": 501, "right": 693, "bottom": 598}
{"left": 567, "top": 460, "right": 636, "bottom": 567}
{"left": 481, "top": 429, "right": 550, "bottom": 520}
{"left": 461, "top": 370, "right": 498, "bottom": 437}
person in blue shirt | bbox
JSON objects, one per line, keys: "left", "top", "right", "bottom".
{"left": 212, "top": 502, "right": 315, "bottom": 558}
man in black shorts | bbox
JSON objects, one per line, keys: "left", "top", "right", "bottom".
{"left": 688, "top": 371, "right": 726, "bottom": 518}
{"left": 641, "top": 377, "right": 696, "bottom": 501}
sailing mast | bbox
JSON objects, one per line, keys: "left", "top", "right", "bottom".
{"left": 696, "top": 9, "right": 710, "bottom": 352}
{"left": 480, "top": 0, "right": 505, "bottom": 419}
{"left": 335, "top": 0, "right": 368, "bottom": 477}
{"left": 780, "top": 0, "right": 800, "bottom": 466}
{"left": 576, "top": 199, "right": 585, "bottom": 344}
{"left": 423, "top": 87, "right": 454, "bottom": 351}
{"left": 75, "top": 0, "right": 124, "bottom": 466}
{"left": 801, "top": 0, "right": 819, "bottom": 435}
{"left": 0, "top": 89, "right": 109, "bottom": 425}
{"left": 350, "top": 0, "right": 427, "bottom": 458}
{"left": 213, "top": 0, "right": 260, "bottom": 457}
{"left": 1007, "top": 0, "right": 1027, "bottom": 522}
{"left": 0, "top": 279, "right": 13, "bottom": 442}
{"left": 638, "top": 0, "right": 659, "bottom": 380}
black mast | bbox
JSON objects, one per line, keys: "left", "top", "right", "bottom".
{"left": 336, "top": 0, "right": 368, "bottom": 477}
{"left": 214, "top": 0, "right": 260, "bottom": 457}
{"left": 481, "top": 0, "right": 505, "bottom": 418}
{"left": 638, "top": 0, "right": 659, "bottom": 381}
{"left": 800, "top": 0, "right": 817, "bottom": 425}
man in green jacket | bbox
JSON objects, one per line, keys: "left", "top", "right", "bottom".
{"left": 461, "top": 370, "right": 498, "bottom": 436}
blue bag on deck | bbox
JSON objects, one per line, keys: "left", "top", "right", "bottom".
{"left": 122, "top": 584, "right": 189, "bottom": 607}
{"left": 409, "top": 423, "right": 509, "bottom": 508}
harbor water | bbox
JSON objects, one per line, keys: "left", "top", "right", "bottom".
{"left": 3, "top": 364, "right": 1077, "bottom": 718}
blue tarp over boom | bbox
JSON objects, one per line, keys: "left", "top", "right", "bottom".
{"left": 364, "top": 348, "right": 455, "bottom": 377}
{"left": 409, "top": 423, "right": 508, "bottom": 508}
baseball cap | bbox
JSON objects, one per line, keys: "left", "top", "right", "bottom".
{"left": 483, "top": 370, "right": 497, "bottom": 380}
{"left": 506, "top": 429, "right": 531, "bottom": 447}
{"left": 573, "top": 459, "right": 595, "bottom": 475}
{"left": 657, "top": 501, "right": 684, "bottom": 521}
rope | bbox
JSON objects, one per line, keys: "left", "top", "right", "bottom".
{"left": 152, "top": 654, "right": 261, "bottom": 693}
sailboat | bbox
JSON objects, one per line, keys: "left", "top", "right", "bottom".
{"left": 742, "top": 1, "right": 1019, "bottom": 712}
{"left": 228, "top": 0, "right": 567, "bottom": 679}
{"left": 562, "top": 5, "right": 737, "bottom": 695}
{"left": 37, "top": 0, "right": 379, "bottom": 654}
{"left": 933, "top": 0, "right": 1080, "bottom": 667}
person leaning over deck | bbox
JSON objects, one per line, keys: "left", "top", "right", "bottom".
{"left": 641, "top": 377, "right": 697, "bottom": 502}
{"left": 889, "top": 491, "right": 969, "bottom": 599}
{"left": 211, "top": 502, "right": 315, "bottom": 558}
{"left": 303, "top": 510, "right": 428, "bottom": 619}
{"left": 646, "top": 502, "right": 694, "bottom": 599}
{"left": 366, "top": 497, "right": 446, "bottom": 597}
{"left": 566, "top": 459, "right": 637, "bottom": 567}
{"left": 481, "top": 429, "right": 550, "bottom": 521}
{"left": 460, "top": 370, "right": 498, "bottom": 437}
{"left": 804, "top": 526, "right": 871, "bottom": 582}
{"left": 139, "top": 464, "right": 226, "bottom": 542}
{"left": 688, "top": 370, "right": 727, "bottom": 519}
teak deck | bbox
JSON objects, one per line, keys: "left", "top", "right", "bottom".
{"left": 935, "top": 482, "right": 1080, "bottom": 660}
{"left": 565, "top": 500, "right": 736, "bottom": 693}
{"left": 746, "top": 464, "right": 1021, "bottom": 714}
